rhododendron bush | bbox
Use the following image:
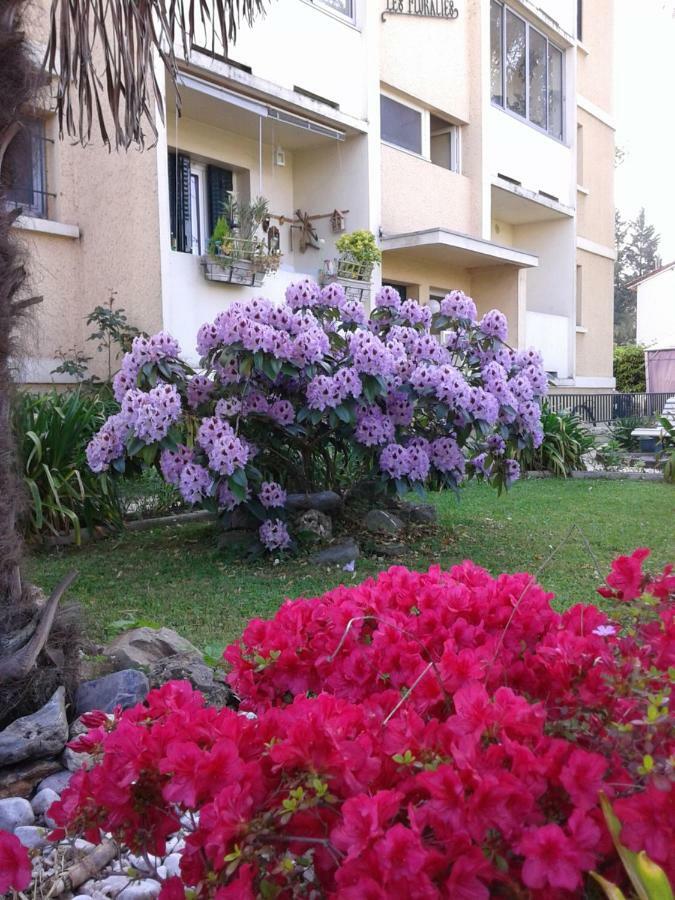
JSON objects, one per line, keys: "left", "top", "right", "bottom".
{"left": 85, "top": 281, "right": 547, "bottom": 550}
{"left": 51, "top": 549, "right": 674, "bottom": 898}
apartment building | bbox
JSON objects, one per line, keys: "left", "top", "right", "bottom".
{"left": 11, "top": 0, "right": 615, "bottom": 389}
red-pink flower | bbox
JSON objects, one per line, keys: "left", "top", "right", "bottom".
{"left": 0, "top": 830, "right": 32, "bottom": 893}
{"left": 597, "top": 548, "right": 650, "bottom": 601}
{"left": 560, "top": 748, "right": 607, "bottom": 810}
{"left": 519, "top": 824, "right": 586, "bottom": 891}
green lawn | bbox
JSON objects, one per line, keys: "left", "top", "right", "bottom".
{"left": 25, "top": 479, "right": 674, "bottom": 653}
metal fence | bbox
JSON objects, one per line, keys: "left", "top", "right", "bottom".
{"left": 547, "top": 392, "right": 672, "bottom": 425}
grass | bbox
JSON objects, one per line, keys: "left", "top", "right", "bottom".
{"left": 25, "top": 479, "right": 674, "bottom": 653}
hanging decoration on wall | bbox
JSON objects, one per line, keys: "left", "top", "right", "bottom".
{"left": 330, "top": 209, "right": 346, "bottom": 233}
{"left": 291, "top": 209, "right": 321, "bottom": 253}
{"left": 267, "top": 226, "right": 280, "bottom": 254}
{"left": 382, "top": 0, "right": 459, "bottom": 22}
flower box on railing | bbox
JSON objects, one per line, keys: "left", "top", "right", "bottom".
{"left": 201, "top": 237, "right": 281, "bottom": 287}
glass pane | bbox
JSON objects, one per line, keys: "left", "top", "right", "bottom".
{"left": 505, "top": 11, "right": 526, "bottom": 117}
{"left": 529, "top": 28, "right": 547, "bottom": 129}
{"left": 490, "top": 1, "right": 503, "bottom": 105}
{"left": 6, "top": 120, "right": 45, "bottom": 217}
{"left": 548, "top": 44, "right": 563, "bottom": 139}
{"left": 315, "top": 0, "right": 353, "bottom": 18}
{"left": 190, "top": 174, "right": 201, "bottom": 255}
{"left": 380, "top": 95, "right": 422, "bottom": 155}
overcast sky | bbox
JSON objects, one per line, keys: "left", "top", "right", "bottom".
{"left": 614, "top": 0, "right": 675, "bottom": 261}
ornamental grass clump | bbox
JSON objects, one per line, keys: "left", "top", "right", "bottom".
{"left": 86, "top": 281, "right": 547, "bottom": 551}
{"left": 48, "top": 549, "right": 674, "bottom": 897}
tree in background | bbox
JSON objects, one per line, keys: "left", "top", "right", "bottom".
{"left": 613, "top": 343, "right": 646, "bottom": 393}
{"left": 614, "top": 208, "right": 661, "bottom": 344}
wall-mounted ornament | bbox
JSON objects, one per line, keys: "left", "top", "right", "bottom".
{"left": 267, "top": 226, "right": 280, "bottom": 254}
{"left": 330, "top": 209, "right": 346, "bottom": 233}
{"left": 291, "top": 209, "right": 321, "bottom": 253}
{"left": 262, "top": 214, "right": 271, "bottom": 233}
{"left": 382, "top": 0, "right": 459, "bottom": 22}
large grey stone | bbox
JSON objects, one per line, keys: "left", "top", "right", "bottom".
{"left": 148, "top": 654, "right": 234, "bottom": 708}
{"left": 294, "top": 509, "right": 332, "bottom": 542}
{"left": 0, "top": 687, "right": 68, "bottom": 767}
{"left": 76, "top": 669, "right": 149, "bottom": 716}
{"left": 104, "top": 627, "right": 201, "bottom": 670}
{"left": 286, "top": 491, "right": 343, "bottom": 514}
{"left": 221, "top": 506, "right": 258, "bottom": 531}
{"left": 37, "top": 769, "right": 72, "bottom": 796}
{"left": 0, "top": 758, "right": 62, "bottom": 800}
{"left": 15, "top": 824, "right": 48, "bottom": 849}
{"left": 31, "top": 787, "right": 59, "bottom": 817}
{"left": 396, "top": 500, "right": 438, "bottom": 525}
{"left": 0, "top": 796, "right": 34, "bottom": 831}
{"left": 310, "top": 539, "right": 360, "bottom": 566}
{"left": 365, "top": 509, "right": 404, "bottom": 535}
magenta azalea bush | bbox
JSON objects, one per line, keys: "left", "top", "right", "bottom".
{"left": 86, "top": 281, "right": 547, "bottom": 550}
{"left": 50, "top": 550, "right": 674, "bottom": 898}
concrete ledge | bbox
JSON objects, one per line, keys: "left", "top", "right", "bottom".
{"left": 13, "top": 216, "right": 80, "bottom": 239}
{"left": 43, "top": 509, "right": 216, "bottom": 547}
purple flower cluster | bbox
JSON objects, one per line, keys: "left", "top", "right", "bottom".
{"left": 478, "top": 309, "right": 508, "bottom": 341}
{"left": 259, "top": 481, "right": 287, "bottom": 509}
{"left": 355, "top": 405, "right": 395, "bottom": 447}
{"left": 386, "top": 391, "right": 414, "bottom": 427}
{"left": 197, "top": 417, "right": 250, "bottom": 476}
{"left": 400, "top": 299, "right": 432, "bottom": 329}
{"left": 179, "top": 463, "right": 212, "bottom": 504}
{"left": 379, "top": 442, "right": 430, "bottom": 482}
{"left": 440, "top": 291, "right": 477, "bottom": 322}
{"left": 374, "top": 285, "right": 402, "bottom": 312}
{"left": 430, "top": 436, "right": 465, "bottom": 477}
{"left": 186, "top": 375, "right": 214, "bottom": 409}
{"left": 217, "top": 482, "right": 249, "bottom": 511}
{"left": 285, "top": 279, "right": 321, "bottom": 310}
{"left": 259, "top": 519, "right": 291, "bottom": 551}
{"left": 86, "top": 413, "right": 129, "bottom": 473}
{"left": 306, "top": 366, "right": 362, "bottom": 411}
{"left": 348, "top": 330, "right": 393, "bottom": 377}
{"left": 121, "top": 384, "right": 181, "bottom": 443}
{"left": 159, "top": 445, "right": 194, "bottom": 485}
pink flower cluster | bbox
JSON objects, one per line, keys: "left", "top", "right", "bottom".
{"left": 50, "top": 550, "right": 674, "bottom": 898}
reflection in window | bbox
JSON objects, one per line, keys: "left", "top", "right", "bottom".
{"left": 313, "top": 0, "right": 353, "bottom": 19}
{"left": 505, "top": 11, "right": 526, "bottom": 117}
{"left": 490, "top": 1, "right": 503, "bottom": 105}
{"left": 380, "top": 95, "right": 422, "bottom": 155}
{"left": 5, "top": 120, "right": 47, "bottom": 218}
{"left": 529, "top": 28, "right": 547, "bottom": 129}
{"left": 491, "top": 1, "right": 565, "bottom": 141}
{"left": 548, "top": 44, "right": 563, "bottom": 140}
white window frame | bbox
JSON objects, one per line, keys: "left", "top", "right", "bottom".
{"left": 490, "top": 0, "right": 566, "bottom": 143}
{"left": 380, "top": 90, "right": 461, "bottom": 174}
{"left": 306, "top": 0, "right": 356, "bottom": 25}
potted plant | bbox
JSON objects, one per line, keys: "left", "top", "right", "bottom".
{"left": 334, "top": 230, "right": 382, "bottom": 282}
{"left": 203, "top": 196, "right": 281, "bottom": 287}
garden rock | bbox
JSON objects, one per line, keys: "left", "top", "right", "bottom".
{"left": 15, "top": 824, "right": 48, "bottom": 849}
{"left": 149, "top": 654, "right": 234, "bottom": 708}
{"left": 221, "top": 506, "right": 258, "bottom": 531}
{"left": 396, "top": 500, "right": 437, "bottom": 525}
{"left": 365, "top": 509, "right": 404, "bottom": 535}
{"left": 38, "top": 768, "right": 72, "bottom": 795}
{"left": 0, "top": 758, "right": 62, "bottom": 799}
{"left": 104, "top": 627, "right": 201, "bottom": 670}
{"left": 76, "top": 669, "right": 149, "bottom": 716}
{"left": 310, "top": 538, "right": 360, "bottom": 566}
{"left": 0, "top": 796, "right": 34, "bottom": 831}
{"left": 217, "top": 529, "right": 258, "bottom": 551}
{"left": 294, "top": 509, "right": 332, "bottom": 542}
{"left": 286, "top": 491, "right": 343, "bottom": 514}
{"left": 372, "top": 543, "right": 407, "bottom": 559}
{"left": 31, "top": 787, "right": 59, "bottom": 817}
{"left": 0, "top": 686, "right": 68, "bottom": 767}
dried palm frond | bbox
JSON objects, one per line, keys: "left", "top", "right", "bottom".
{"left": 44, "top": 0, "right": 271, "bottom": 149}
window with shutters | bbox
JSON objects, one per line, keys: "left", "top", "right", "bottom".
{"left": 168, "top": 150, "right": 234, "bottom": 254}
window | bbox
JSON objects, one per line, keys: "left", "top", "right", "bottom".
{"left": 380, "top": 95, "right": 422, "bottom": 155}
{"left": 168, "top": 151, "right": 233, "bottom": 254}
{"left": 313, "top": 0, "right": 353, "bottom": 19}
{"left": 577, "top": 0, "right": 583, "bottom": 41}
{"left": 491, "top": 1, "right": 565, "bottom": 140}
{"left": 430, "top": 115, "right": 459, "bottom": 173}
{"left": 4, "top": 119, "right": 47, "bottom": 218}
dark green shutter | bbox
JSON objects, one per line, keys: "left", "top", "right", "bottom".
{"left": 167, "top": 151, "right": 192, "bottom": 253}
{"left": 207, "top": 164, "right": 233, "bottom": 238}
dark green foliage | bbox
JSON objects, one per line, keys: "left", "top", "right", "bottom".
{"left": 614, "top": 208, "right": 661, "bottom": 344}
{"left": 519, "top": 404, "right": 594, "bottom": 476}
{"left": 613, "top": 344, "right": 647, "bottom": 393}
{"left": 14, "top": 390, "right": 123, "bottom": 541}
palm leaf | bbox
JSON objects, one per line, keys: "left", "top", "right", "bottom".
{"left": 44, "top": 0, "right": 272, "bottom": 148}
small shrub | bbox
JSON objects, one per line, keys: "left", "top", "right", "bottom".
{"left": 14, "top": 390, "right": 122, "bottom": 541}
{"left": 519, "top": 403, "right": 594, "bottom": 475}
{"left": 609, "top": 416, "right": 654, "bottom": 451}
{"left": 335, "top": 229, "right": 382, "bottom": 267}
{"left": 118, "top": 468, "right": 185, "bottom": 520}
{"left": 51, "top": 550, "right": 675, "bottom": 896}
{"left": 85, "top": 281, "right": 547, "bottom": 552}
{"left": 613, "top": 344, "right": 646, "bottom": 393}
{"left": 596, "top": 439, "right": 625, "bottom": 470}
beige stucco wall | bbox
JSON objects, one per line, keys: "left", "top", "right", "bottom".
{"left": 380, "top": 144, "right": 475, "bottom": 236}
{"left": 15, "top": 113, "right": 163, "bottom": 385}
{"left": 381, "top": 254, "right": 471, "bottom": 304}
{"left": 575, "top": 249, "right": 614, "bottom": 379}
{"left": 576, "top": 0, "right": 614, "bottom": 115}
{"left": 576, "top": 110, "right": 615, "bottom": 249}
{"left": 470, "top": 265, "right": 526, "bottom": 349}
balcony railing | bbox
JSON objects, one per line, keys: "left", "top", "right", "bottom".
{"left": 547, "top": 392, "right": 672, "bottom": 425}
